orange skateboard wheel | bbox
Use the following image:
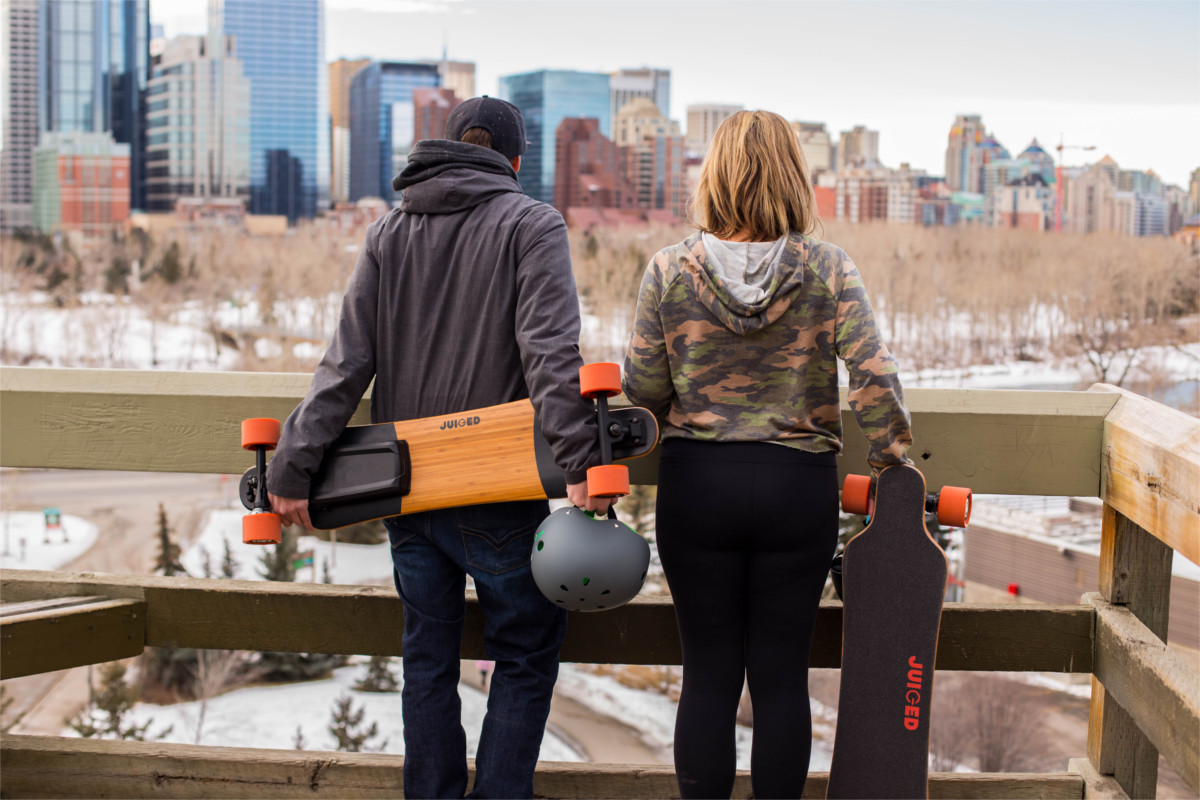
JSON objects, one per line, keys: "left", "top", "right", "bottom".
{"left": 242, "top": 418, "right": 281, "bottom": 450}
{"left": 937, "top": 485, "right": 972, "bottom": 527}
{"left": 243, "top": 512, "right": 282, "bottom": 545}
{"left": 587, "top": 464, "right": 630, "bottom": 498}
{"left": 841, "top": 473, "right": 872, "bottom": 516}
{"left": 579, "top": 362, "right": 622, "bottom": 399}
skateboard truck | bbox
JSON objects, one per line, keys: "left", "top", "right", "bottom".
{"left": 841, "top": 472, "right": 972, "bottom": 527}
{"left": 241, "top": 418, "right": 283, "bottom": 544}
{"left": 579, "top": 363, "right": 631, "bottom": 499}
{"left": 833, "top": 471, "right": 972, "bottom": 601}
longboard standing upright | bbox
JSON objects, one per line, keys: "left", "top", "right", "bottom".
{"left": 239, "top": 363, "right": 656, "bottom": 541}
{"left": 826, "top": 463, "right": 971, "bottom": 799}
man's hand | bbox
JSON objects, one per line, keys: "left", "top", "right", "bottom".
{"left": 566, "top": 481, "right": 614, "bottom": 516}
{"left": 268, "top": 493, "right": 314, "bottom": 531}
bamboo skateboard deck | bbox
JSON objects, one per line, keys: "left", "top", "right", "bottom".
{"left": 240, "top": 399, "right": 657, "bottom": 531}
{"left": 827, "top": 464, "right": 969, "bottom": 799}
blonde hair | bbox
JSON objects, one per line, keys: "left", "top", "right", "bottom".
{"left": 691, "top": 110, "right": 819, "bottom": 241}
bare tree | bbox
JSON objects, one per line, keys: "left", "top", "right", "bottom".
{"left": 188, "top": 649, "right": 258, "bottom": 744}
{"left": 929, "top": 672, "right": 1050, "bottom": 773}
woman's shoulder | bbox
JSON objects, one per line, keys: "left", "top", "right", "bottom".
{"left": 644, "top": 231, "right": 703, "bottom": 279}
{"left": 794, "top": 234, "right": 854, "bottom": 279}
{"left": 655, "top": 230, "right": 703, "bottom": 261}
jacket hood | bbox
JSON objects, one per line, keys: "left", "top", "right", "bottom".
{"left": 677, "top": 231, "right": 811, "bottom": 336}
{"left": 394, "top": 139, "right": 522, "bottom": 214}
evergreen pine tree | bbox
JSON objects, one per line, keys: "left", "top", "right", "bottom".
{"left": 154, "top": 503, "right": 186, "bottom": 577}
{"left": 104, "top": 255, "right": 131, "bottom": 294}
{"left": 258, "top": 527, "right": 298, "bottom": 582}
{"left": 328, "top": 693, "right": 386, "bottom": 753}
{"left": 68, "top": 662, "right": 171, "bottom": 741}
{"left": 293, "top": 725, "right": 307, "bottom": 750}
{"left": 253, "top": 528, "right": 346, "bottom": 680}
{"left": 198, "top": 545, "right": 213, "bottom": 578}
{"left": 160, "top": 241, "right": 183, "bottom": 284}
{"left": 1, "top": 686, "right": 24, "bottom": 733}
{"left": 354, "top": 656, "right": 399, "bottom": 693}
{"left": 221, "top": 538, "right": 240, "bottom": 579}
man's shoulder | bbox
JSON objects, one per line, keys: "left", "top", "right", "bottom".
{"left": 499, "top": 194, "right": 565, "bottom": 232}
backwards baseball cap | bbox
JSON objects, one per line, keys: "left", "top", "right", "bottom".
{"left": 445, "top": 95, "right": 528, "bottom": 160}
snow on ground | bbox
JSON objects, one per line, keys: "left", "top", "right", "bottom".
{"left": 555, "top": 663, "right": 836, "bottom": 771}
{"left": 107, "top": 659, "right": 583, "bottom": 762}
{"left": 3, "top": 292, "right": 242, "bottom": 371}
{"left": 0, "top": 511, "right": 97, "bottom": 571}
{"left": 181, "top": 507, "right": 392, "bottom": 586}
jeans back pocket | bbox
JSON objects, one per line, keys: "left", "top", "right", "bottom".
{"left": 457, "top": 501, "right": 547, "bottom": 575}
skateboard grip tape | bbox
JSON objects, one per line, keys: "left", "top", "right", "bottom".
{"left": 828, "top": 465, "right": 948, "bottom": 799}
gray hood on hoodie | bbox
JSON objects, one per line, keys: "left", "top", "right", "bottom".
{"left": 701, "top": 233, "right": 789, "bottom": 306}
{"left": 682, "top": 231, "right": 807, "bottom": 336}
{"left": 394, "top": 139, "right": 521, "bottom": 214}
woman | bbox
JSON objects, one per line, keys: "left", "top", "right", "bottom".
{"left": 622, "top": 110, "right": 913, "bottom": 799}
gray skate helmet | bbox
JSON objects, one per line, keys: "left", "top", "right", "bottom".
{"left": 531, "top": 506, "right": 650, "bottom": 612}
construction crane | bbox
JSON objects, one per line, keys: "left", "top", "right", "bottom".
{"left": 1055, "top": 135, "right": 1097, "bottom": 232}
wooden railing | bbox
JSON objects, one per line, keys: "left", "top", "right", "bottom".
{"left": 0, "top": 367, "right": 1197, "bottom": 799}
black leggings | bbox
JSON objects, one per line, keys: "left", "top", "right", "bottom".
{"left": 656, "top": 439, "right": 839, "bottom": 800}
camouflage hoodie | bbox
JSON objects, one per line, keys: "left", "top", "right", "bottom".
{"left": 622, "top": 230, "right": 912, "bottom": 472}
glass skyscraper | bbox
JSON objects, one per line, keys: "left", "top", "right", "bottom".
{"left": 216, "top": 0, "right": 327, "bottom": 221}
{"left": 348, "top": 61, "right": 440, "bottom": 205}
{"left": 498, "top": 70, "right": 610, "bottom": 205}
{"left": 37, "top": 0, "right": 149, "bottom": 210}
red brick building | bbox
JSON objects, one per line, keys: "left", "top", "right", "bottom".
{"left": 413, "top": 88, "right": 461, "bottom": 145}
{"left": 622, "top": 134, "right": 686, "bottom": 221}
{"left": 32, "top": 132, "right": 130, "bottom": 234}
{"left": 553, "top": 118, "right": 636, "bottom": 217}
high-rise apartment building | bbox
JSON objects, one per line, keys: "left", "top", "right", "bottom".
{"left": 1190, "top": 168, "right": 1200, "bottom": 213}
{"left": 945, "top": 114, "right": 1010, "bottom": 194}
{"left": 835, "top": 164, "right": 892, "bottom": 223}
{"left": 610, "top": 67, "right": 670, "bottom": 133}
{"left": 413, "top": 88, "right": 461, "bottom": 145}
{"left": 33, "top": 130, "right": 130, "bottom": 233}
{"left": 1, "top": 0, "right": 38, "bottom": 230}
{"left": 1118, "top": 168, "right": 1162, "bottom": 196}
{"left": 35, "top": 0, "right": 149, "bottom": 214}
{"left": 791, "top": 121, "right": 832, "bottom": 176}
{"left": 1017, "top": 139, "right": 1055, "bottom": 181}
{"left": 438, "top": 59, "right": 474, "bottom": 103}
{"left": 499, "top": 70, "right": 611, "bottom": 205}
{"left": 1062, "top": 159, "right": 1119, "bottom": 235}
{"left": 329, "top": 58, "right": 369, "bottom": 204}
{"left": 348, "top": 61, "right": 440, "bottom": 204}
{"left": 613, "top": 98, "right": 685, "bottom": 219}
{"left": 990, "top": 173, "right": 1054, "bottom": 231}
{"left": 685, "top": 103, "right": 740, "bottom": 156}
{"left": 612, "top": 97, "right": 680, "bottom": 146}
{"left": 838, "top": 125, "right": 880, "bottom": 171}
{"left": 144, "top": 33, "right": 250, "bottom": 212}
{"left": 553, "top": 117, "right": 634, "bottom": 216}
{"left": 216, "top": 0, "right": 327, "bottom": 221}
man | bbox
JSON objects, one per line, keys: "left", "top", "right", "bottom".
{"left": 266, "top": 96, "right": 610, "bottom": 799}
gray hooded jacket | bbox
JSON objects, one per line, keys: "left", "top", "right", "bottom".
{"left": 268, "top": 139, "right": 598, "bottom": 498}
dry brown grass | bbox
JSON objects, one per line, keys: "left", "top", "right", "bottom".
{"left": 5, "top": 220, "right": 1195, "bottom": 388}
{"left": 570, "top": 221, "right": 1199, "bottom": 383}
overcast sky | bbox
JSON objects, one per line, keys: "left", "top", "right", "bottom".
{"left": 155, "top": 0, "right": 1200, "bottom": 187}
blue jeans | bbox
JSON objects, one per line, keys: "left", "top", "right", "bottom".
{"left": 384, "top": 500, "right": 567, "bottom": 799}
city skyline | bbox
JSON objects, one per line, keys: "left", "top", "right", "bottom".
{"left": 150, "top": 0, "right": 1200, "bottom": 188}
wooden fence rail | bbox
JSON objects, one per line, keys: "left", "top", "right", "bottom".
{"left": 1, "top": 368, "right": 1198, "bottom": 799}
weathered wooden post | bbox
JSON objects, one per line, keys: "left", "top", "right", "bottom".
{"left": 1082, "top": 384, "right": 1200, "bottom": 799}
